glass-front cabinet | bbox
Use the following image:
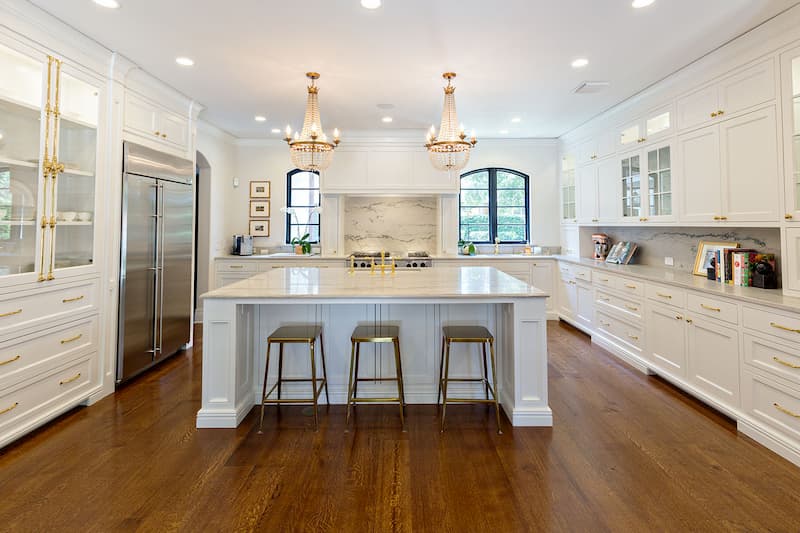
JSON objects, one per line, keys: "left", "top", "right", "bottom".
{"left": 617, "top": 105, "right": 674, "bottom": 149}
{"left": 782, "top": 45, "right": 800, "bottom": 222}
{"left": 0, "top": 41, "right": 101, "bottom": 284}
{"left": 620, "top": 142, "right": 674, "bottom": 223}
{"left": 561, "top": 153, "right": 577, "bottom": 223}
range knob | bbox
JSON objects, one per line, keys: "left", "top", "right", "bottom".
{"left": 420, "top": 262, "right": 428, "bottom": 267}
{"left": 360, "top": 262, "right": 367, "bottom": 268}
{"left": 412, "top": 262, "right": 418, "bottom": 267}
{"left": 406, "top": 263, "right": 412, "bottom": 268}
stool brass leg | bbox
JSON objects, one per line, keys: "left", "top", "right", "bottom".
{"left": 319, "top": 331, "right": 330, "bottom": 405}
{"left": 345, "top": 340, "right": 357, "bottom": 428}
{"left": 437, "top": 336, "right": 445, "bottom": 407}
{"left": 393, "top": 338, "right": 406, "bottom": 432}
{"left": 258, "top": 341, "right": 273, "bottom": 434}
{"left": 482, "top": 341, "right": 490, "bottom": 401}
{"left": 353, "top": 341, "right": 361, "bottom": 400}
{"left": 277, "top": 342, "right": 285, "bottom": 400}
{"left": 489, "top": 339, "right": 503, "bottom": 435}
{"left": 441, "top": 340, "right": 451, "bottom": 433}
{"left": 309, "top": 340, "right": 319, "bottom": 431}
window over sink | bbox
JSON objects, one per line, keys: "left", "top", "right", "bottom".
{"left": 285, "top": 169, "right": 320, "bottom": 244}
{"left": 459, "top": 168, "right": 530, "bottom": 244}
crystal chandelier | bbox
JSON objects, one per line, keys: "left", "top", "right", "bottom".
{"left": 426, "top": 72, "right": 477, "bottom": 172}
{"left": 284, "top": 72, "right": 340, "bottom": 172}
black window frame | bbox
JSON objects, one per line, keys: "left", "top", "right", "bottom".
{"left": 285, "top": 168, "right": 321, "bottom": 244}
{"left": 459, "top": 167, "right": 530, "bottom": 244}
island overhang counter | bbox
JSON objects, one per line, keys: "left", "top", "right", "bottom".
{"left": 197, "top": 266, "right": 551, "bottom": 429}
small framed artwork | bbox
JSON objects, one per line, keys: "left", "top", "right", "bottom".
{"left": 249, "top": 200, "right": 270, "bottom": 218}
{"left": 693, "top": 240, "right": 739, "bottom": 276}
{"left": 250, "top": 181, "right": 270, "bottom": 198}
{"left": 249, "top": 219, "right": 270, "bottom": 237}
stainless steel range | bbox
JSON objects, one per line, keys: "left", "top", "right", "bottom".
{"left": 346, "top": 251, "right": 432, "bottom": 269}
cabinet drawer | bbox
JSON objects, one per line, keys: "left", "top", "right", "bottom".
{"left": 0, "top": 356, "right": 93, "bottom": 436}
{"left": 593, "top": 273, "right": 617, "bottom": 289}
{"left": 742, "top": 369, "right": 800, "bottom": 443}
{"left": 572, "top": 266, "right": 592, "bottom": 283}
{"left": 595, "top": 288, "right": 643, "bottom": 321}
{"left": 596, "top": 310, "right": 644, "bottom": 353}
{"left": 687, "top": 293, "right": 738, "bottom": 325}
{"left": 0, "top": 316, "right": 96, "bottom": 389}
{"left": 646, "top": 283, "right": 686, "bottom": 309}
{"left": 0, "top": 279, "right": 98, "bottom": 337}
{"left": 558, "top": 263, "right": 574, "bottom": 280}
{"left": 616, "top": 277, "right": 644, "bottom": 297}
{"left": 742, "top": 306, "right": 800, "bottom": 344}
{"left": 216, "top": 261, "right": 259, "bottom": 273}
{"left": 744, "top": 334, "right": 800, "bottom": 387}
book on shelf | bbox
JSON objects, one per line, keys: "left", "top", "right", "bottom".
{"left": 711, "top": 248, "right": 775, "bottom": 287}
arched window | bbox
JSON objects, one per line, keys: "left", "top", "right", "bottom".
{"left": 285, "top": 169, "right": 320, "bottom": 244}
{"left": 459, "top": 168, "right": 530, "bottom": 244}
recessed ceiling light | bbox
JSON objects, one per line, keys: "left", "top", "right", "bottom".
{"left": 361, "top": 0, "right": 381, "bottom": 9}
{"left": 254, "top": 115, "right": 267, "bottom": 122}
{"left": 571, "top": 58, "right": 589, "bottom": 69}
{"left": 93, "top": 0, "right": 120, "bottom": 8}
{"left": 632, "top": 0, "right": 655, "bottom": 8}
{"left": 381, "top": 116, "right": 393, "bottom": 123}
{"left": 499, "top": 129, "right": 509, "bottom": 135}
{"left": 271, "top": 128, "right": 281, "bottom": 134}
{"left": 511, "top": 117, "right": 521, "bottom": 123}
{"left": 175, "top": 57, "right": 194, "bottom": 67}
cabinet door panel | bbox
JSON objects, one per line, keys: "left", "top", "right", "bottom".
{"left": 158, "top": 111, "right": 189, "bottom": 149}
{"left": 596, "top": 131, "right": 616, "bottom": 159}
{"left": 687, "top": 318, "right": 740, "bottom": 408}
{"left": 596, "top": 157, "right": 620, "bottom": 223}
{"left": 124, "top": 93, "right": 158, "bottom": 137}
{"left": 646, "top": 304, "right": 687, "bottom": 377}
{"left": 720, "top": 107, "right": 779, "bottom": 222}
{"left": 677, "top": 85, "right": 718, "bottom": 132}
{"left": 411, "top": 150, "right": 456, "bottom": 191}
{"left": 367, "top": 151, "right": 412, "bottom": 189}
{"left": 576, "top": 165, "right": 598, "bottom": 223}
{"left": 781, "top": 47, "right": 800, "bottom": 220}
{"left": 576, "top": 281, "right": 593, "bottom": 329}
{"left": 785, "top": 228, "right": 800, "bottom": 293}
{"left": 320, "top": 150, "right": 368, "bottom": 191}
{"left": 559, "top": 279, "right": 577, "bottom": 319}
{"left": 718, "top": 59, "right": 775, "bottom": 117}
{"left": 531, "top": 262, "right": 554, "bottom": 311}
{"left": 678, "top": 125, "right": 721, "bottom": 222}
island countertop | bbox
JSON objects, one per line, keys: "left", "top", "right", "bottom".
{"left": 202, "top": 266, "right": 548, "bottom": 300}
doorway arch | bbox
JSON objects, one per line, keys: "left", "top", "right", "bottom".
{"left": 195, "top": 150, "right": 211, "bottom": 322}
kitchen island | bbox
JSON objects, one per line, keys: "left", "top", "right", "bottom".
{"left": 197, "top": 266, "right": 551, "bottom": 428}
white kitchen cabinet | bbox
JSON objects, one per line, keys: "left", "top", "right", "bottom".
{"left": 560, "top": 154, "right": 577, "bottom": 223}
{"left": 530, "top": 261, "right": 555, "bottom": 312}
{"left": 576, "top": 164, "right": 598, "bottom": 224}
{"left": 560, "top": 225, "right": 579, "bottom": 257}
{"left": 678, "top": 125, "right": 722, "bottom": 222}
{"left": 620, "top": 142, "right": 676, "bottom": 223}
{"left": 677, "top": 59, "right": 775, "bottom": 132}
{"left": 576, "top": 158, "right": 618, "bottom": 224}
{"left": 321, "top": 150, "right": 368, "bottom": 192}
{"left": 410, "top": 150, "right": 457, "bottom": 191}
{"left": 687, "top": 317, "right": 740, "bottom": 409}
{"left": 368, "top": 150, "right": 412, "bottom": 189}
{"left": 576, "top": 131, "right": 616, "bottom": 165}
{"left": 780, "top": 45, "right": 800, "bottom": 222}
{"left": 559, "top": 276, "right": 577, "bottom": 320}
{"left": 123, "top": 92, "right": 190, "bottom": 154}
{"left": 784, "top": 228, "right": 800, "bottom": 294}
{"left": 617, "top": 104, "right": 673, "bottom": 149}
{"left": 646, "top": 303, "right": 687, "bottom": 378}
{"left": 575, "top": 280, "right": 593, "bottom": 329}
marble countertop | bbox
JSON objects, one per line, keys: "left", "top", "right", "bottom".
{"left": 556, "top": 255, "right": 800, "bottom": 313}
{"left": 216, "top": 253, "right": 558, "bottom": 261}
{"left": 202, "top": 266, "right": 547, "bottom": 300}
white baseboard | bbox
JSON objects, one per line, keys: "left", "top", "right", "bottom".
{"left": 738, "top": 417, "right": 800, "bottom": 468}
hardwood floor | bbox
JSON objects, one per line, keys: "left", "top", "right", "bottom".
{"left": 2, "top": 322, "right": 800, "bottom": 532}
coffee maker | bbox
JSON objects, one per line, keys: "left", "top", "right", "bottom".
{"left": 592, "top": 233, "right": 610, "bottom": 260}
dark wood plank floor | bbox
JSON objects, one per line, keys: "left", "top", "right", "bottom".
{"left": 2, "top": 322, "right": 800, "bottom": 532}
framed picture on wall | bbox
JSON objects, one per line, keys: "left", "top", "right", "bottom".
{"left": 249, "top": 219, "right": 270, "bottom": 237}
{"left": 249, "top": 200, "right": 270, "bottom": 218}
{"left": 250, "top": 181, "right": 270, "bottom": 198}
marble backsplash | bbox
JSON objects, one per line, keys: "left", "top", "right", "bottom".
{"left": 581, "top": 226, "right": 782, "bottom": 274}
{"left": 344, "top": 196, "right": 437, "bottom": 254}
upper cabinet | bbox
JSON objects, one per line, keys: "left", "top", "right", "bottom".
{"left": 576, "top": 157, "right": 618, "bottom": 225}
{"left": 676, "top": 59, "right": 775, "bottom": 132}
{"left": 123, "top": 92, "right": 190, "bottom": 155}
{"left": 560, "top": 153, "right": 577, "bottom": 224}
{"left": 617, "top": 104, "right": 674, "bottom": 149}
{"left": 781, "top": 45, "right": 800, "bottom": 222}
{"left": 576, "top": 131, "right": 615, "bottom": 165}
{"left": 620, "top": 142, "right": 676, "bottom": 223}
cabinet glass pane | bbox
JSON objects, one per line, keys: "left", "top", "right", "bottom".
{"left": 561, "top": 155, "right": 576, "bottom": 221}
{"left": 793, "top": 57, "right": 800, "bottom": 209}
{"left": 54, "top": 74, "right": 98, "bottom": 271}
{"left": 647, "top": 146, "right": 672, "bottom": 217}
{"left": 620, "top": 124, "right": 640, "bottom": 146}
{"left": 646, "top": 111, "right": 671, "bottom": 137}
{"left": 0, "top": 44, "right": 42, "bottom": 277}
{"left": 621, "top": 155, "right": 641, "bottom": 218}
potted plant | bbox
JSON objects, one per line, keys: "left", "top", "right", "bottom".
{"left": 291, "top": 233, "right": 312, "bottom": 255}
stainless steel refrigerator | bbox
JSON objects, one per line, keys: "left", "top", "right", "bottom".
{"left": 117, "top": 142, "right": 194, "bottom": 383}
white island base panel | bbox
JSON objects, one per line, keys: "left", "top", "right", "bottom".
{"left": 197, "top": 268, "right": 551, "bottom": 429}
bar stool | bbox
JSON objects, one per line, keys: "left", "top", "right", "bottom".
{"left": 438, "top": 325, "right": 502, "bottom": 434}
{"left": 258, "top": 325, "right": 329, "bottom": 432}
{"left": 346, "top": 325, "right": 406, "bottom": 431}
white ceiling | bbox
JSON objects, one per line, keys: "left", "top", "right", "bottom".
{"left": 28, "top": 0, "right": 800, "bottom": 139}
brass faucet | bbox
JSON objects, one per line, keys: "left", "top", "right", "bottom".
{"left": 370, "top": 250, "right": 395, "bottom": 276}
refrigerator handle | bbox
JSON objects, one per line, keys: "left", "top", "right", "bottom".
{"left": 157, "top": 183, "right": 166, "bottom": 354}
{"left": 148, "top": 183, "right": 160, "bottom": 357}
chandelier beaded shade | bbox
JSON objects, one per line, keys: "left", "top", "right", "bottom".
{"left": 425, "top": 72, "right": 477, "bottom": 172}
{"left": 284, "top": 72, "right": 340, "bottom": 172}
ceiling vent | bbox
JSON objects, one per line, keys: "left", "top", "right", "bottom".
{"left": 573, "top": 81, "right": 610, "bottom": 94}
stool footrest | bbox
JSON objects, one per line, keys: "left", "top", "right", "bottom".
{"left": 354, "top": 377, "right": 400, "bottom": 382}
{"left": 263, "top": 380, "right": 326, "bottom": 403}
{"left": 439, "top": 398, "right": 499, "bottom": 404}
{"left": 350, "top": 397, "right": 403, "bottom": 403}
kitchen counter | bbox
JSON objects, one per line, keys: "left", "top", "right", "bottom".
{"left": 198, "top": 266, "right": 551, "bottom": 429}
{"left": 556, "top": 255, "right": 800, "bottom": 313}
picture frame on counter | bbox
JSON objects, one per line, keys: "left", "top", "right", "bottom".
{"left": 249, "top": 219, "right": 270, "bottom": 237}
{"left": 249, "top": 200, "right": 270, "bottom": 218}
{"left": 249, "top": 181, "right": 271, "bottom": 198}
{"left": 693, "top": 240, "right": 739, "bottom": 276}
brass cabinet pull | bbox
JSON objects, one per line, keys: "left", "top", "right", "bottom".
{"left": 720, "top": 216, "right": 728, "bottom": 221}
{"left": 568, "top": 280, "right": 577, "bottom": 285}
{"left": 600, "top": 321, "right": 611, "bottom": 327}
{"left": 785, "top": 214, "right": 794, "bottom": 220}
{"left": 700, "top": 304, "right": 721, "bottom": 312}
{"left": 0, "top": 355, "right": 20, "bottom": 366}
{"left": 675, "top": 315, "right": 683, "bottom": 320}
{"left": 686, "top": 318, "right": 693, "bottom": 324}
{"left": 229, "top": 265, "right": 244, "bottom": 269}
{"left": 598, "top": 297, "right": 611, "bottom": 302}
{"left": 155, "top": 131, "right": 160, "bottom": 136}
{"left": 62, "top": 295, "right": 84, "bottom": 303}
{"left": 0, "top": 402, "right": 18, "bottom": 416}
{"left": 711, "top": 112, "right": 718, "bottom": 118}
{"left": 599, "top": 278, "right": 609, "bottom": 282}
{"left": 59, "top": 372, "right": 81, "bottom": 386}
{"left": 592, "top": 218, "right": 599, "bottom": 222}
{"left": 161, "top": 133, "right": 167, "bottom": 139}
{"left": 60, "top": 334, "right": 83, "bottom": 345}
{"left": 717, "top": 110, "right": 724, "bottom": 115}
{"left": 624, "top": 284, "right": 637, "bottom": 289}
{"left": 656, "top": 292, "right": 672, "bottom": 299}
{"left": 0, "top": 309, "right": 22, "bottom": 318}
{"left": 625, "top": 305, "right": 639, "bottom": 311}
{"left": 628, "top": 334, "right": 640, "bottom": 340}
{"left": 713, "top": 216, "right": 721, "bottom": 220}
{"left": 772, "top": 356, "right": 800, "bottom": 369}
{"left": 773, "top": 403, "right": 800, "bottom": 418}
{"left": 770, "top": 322, "right": 800, "bottom": 334}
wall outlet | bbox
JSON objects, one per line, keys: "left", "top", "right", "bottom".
{"left": 664, "top": 256, "right": 674, "bottom": 266}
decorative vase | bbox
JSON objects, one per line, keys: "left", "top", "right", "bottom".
{"left": 295, "top": 245, "right": 304, "bottom": 255}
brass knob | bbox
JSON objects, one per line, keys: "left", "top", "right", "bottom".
{"left": 686, "top": 318, "right": 693, "bottom": 324}
{"left": 720, "top": 216, "right": 728, "bottom": 221}
{"left": 710, "top": 112, "right": 718, "bottom": 118}
{"left": 786, "top": 214, "right": 794, "bottom": 220}
{"left": 713, "top": 216, "right": 720, "bottom": 220}
{"left": 676, "top": 315, "right": 683, "bottom": 320}
{"left": 161, "top": 133, "right": 167, "bottom": 138}
{"left": 155, "top": 131, "right": 160, "bottom": 136}
{"left": 717, "top": 110, "right": 724, "bottom": 115}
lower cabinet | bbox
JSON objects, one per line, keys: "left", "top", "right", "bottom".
{"left": 559, "top": 278, "right": 577, "bottom": 320}
{"left": 686, "top": 317, "right": 741, "bottom": 407}
{"left": 646, "top": 303, "right": 688, "bottom": 378}
{"left": 530, "top": 261, "right": 555, "bottom": 312}
{"left": 575, "top": 280, "right": 593, "bottom": 329}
